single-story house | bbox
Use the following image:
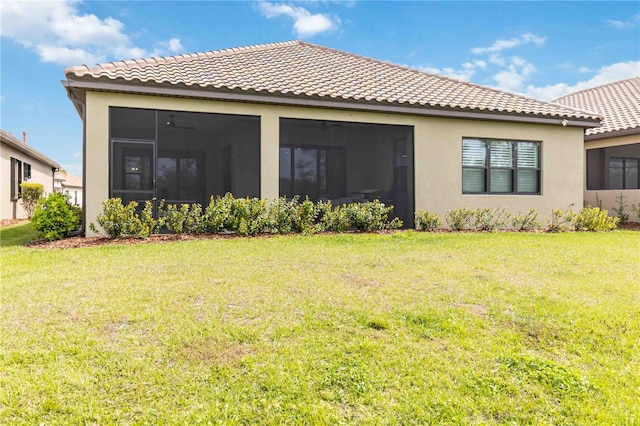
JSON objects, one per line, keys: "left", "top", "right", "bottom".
{"left": 54, "top": 172, "right": 84, "bottom": 207}
{"left": 553, "top": 77, "right": 639, "bottom": 220}
{"left": 62, "top": 41, "right": 601, "bottom": 235}
{"left": 1, "top": 129, "right": 60, "bottom": 220}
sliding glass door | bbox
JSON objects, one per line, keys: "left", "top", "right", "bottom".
{"left": 279, "top": 145, "right": 346, "bottom": 201}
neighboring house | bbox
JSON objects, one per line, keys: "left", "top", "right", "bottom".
{"left": 1, "top": 129, "right": 60, "bottom": 220}
{"left": 55, "top": 172, "right": 84, "bottom": 207}
{"left": 62, "top": 41, "right": 600, "bottom": 235}
{"left": 553, "top": 77, "right": 640, "bottom": 220}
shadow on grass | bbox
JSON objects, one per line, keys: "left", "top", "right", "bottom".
{"left": 0, "top": 222, "right": 39, "bottom": 247}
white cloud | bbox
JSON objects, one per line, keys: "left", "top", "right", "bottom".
{"left": 410, "top": 28, "right": 636, "bottom": 103}
{"left": 471, "top": 32, "right": 546, "bottom": 55}
{"left": 167, "top": 38, "right": 183, "bottom": 53}
{"left": 606, "top": 14, "right": 640, "bottom": 29}
{"left": 257, "top": 2, "right": 339, "bottom": 38}
{"left": 151, "top": 38, "right": 184, "bottom": 57}
{"left": 0, "top": 0, "right": 184, "bottom": 65}
{"left": 607, "top": 20, "right": 626, "bottom": 29}
{"left": 410, "top": 32, "right": 544, "bottom": 85}
{"left": 35, "top": 45, "right": 101, "bottom": 67}
{"left": 474, "top": 60, "right": 487, "bottom": 69}
{"left": 492, "top": 57, "right": 537, "bottom": 92}
{"left": 525, "top": 61, "right": 640, "bottom": 101}
{"left": 488, "top": 53, "right": 506, "bottom": 67}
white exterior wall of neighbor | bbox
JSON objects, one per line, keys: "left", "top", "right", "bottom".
{"left": 1, "top": 143, "right": 56, "bottom": 220}
{"left": 63, "top": 185, "right": 84, "bottom": 208}
{"left": 84, "top": 91, "right": 585, "bottom": 236}
{"left": 584, "top": 134, "right": 640, "bottom": 221}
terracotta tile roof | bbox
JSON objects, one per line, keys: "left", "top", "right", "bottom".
{"left": 553, "top": 77, "right": 640, "bottom": 137}
{"left": 65, "top": 41, "right": 600, "bottom": 122}
{"left": 55, "top": 172, "right": 83, "bottom": 188}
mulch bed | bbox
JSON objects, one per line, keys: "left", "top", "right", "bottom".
{"left": 618, "top": 222, "right": 640, "bottom": 231}
{"left": 0, "top": 219, "right": 27, "bottom": 227}
{"left": 25, "top": 232, "right": 243, "bottom": 249}
{"left": 20, "top": 223, "right": 638, "bottom": 250}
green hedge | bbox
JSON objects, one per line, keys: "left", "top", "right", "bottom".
{"left": 89, "top": 196, "right": 621, "bottom": 240}
{"left": 91, "top": 194, "right": 402, "bottom": 239}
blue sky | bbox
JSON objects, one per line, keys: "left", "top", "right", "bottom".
{"left": 1, "top": 1, "right": 639, "bottom": 177}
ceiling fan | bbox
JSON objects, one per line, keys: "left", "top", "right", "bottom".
{"left": 164, "top": 114, "right": 196, "bottom": 130}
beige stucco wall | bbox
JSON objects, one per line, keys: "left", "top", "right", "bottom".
{"left": 84, "top": 91, "right": 585, "bottom": 235}
{"left": 584, "top": 134, "right": 640, "bottom": 221}
{"left": 1, "top": 143, "right": 56, "bottom": 219}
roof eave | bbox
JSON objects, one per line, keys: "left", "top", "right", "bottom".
{"left": 1, "top": 136, "right": 60, "bottom": 169}
{"left": 585, "top": 127, "right": 640, "bottom": 141}
{"left": 63, "top": 78, "right": 602, "bottom": 129}
{"left": 62, "top": 80, "right": 86, "bottom": 119}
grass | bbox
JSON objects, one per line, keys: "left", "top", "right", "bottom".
{"left": 1, "top": 222, "right": 639, "bottom": 424}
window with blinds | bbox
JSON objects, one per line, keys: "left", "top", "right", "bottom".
{"left": 462, "top": 138, "right": 540, "bottom": 195}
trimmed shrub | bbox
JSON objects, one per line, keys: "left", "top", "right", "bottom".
{"left": 203, "top": 194, "right": 233, "bottom": 234}
{"left": 631, "top": 203, "right": 640, "bottom": 221}
{"left": 90, "top": 198, "right": 142, "bottom": 238}
{"left": 295, "top": 196, "right": 325, "bottom": 234}
{"left": 471, "top": 207, "right": 510, "bottom": 231}
{"left": 228, "top": 197, "right": 268, "bottom": 236}
{"left": 20, "top": 182, "right": 44, "bottom": 218}
{"left": 323, "top": 204, "right": 351, "bottom": 232}
{"left": 139, "top": 200, "right": 160, "bottom": 238}
{"left": 414, "top": 210, "right": 441, "bottom": 231}
{"left": 512, "top": 209, "right": 541, "bottom": 231}
{"left": 160, "top": 203, "right": 206, "bottom": 234}
{"left": 445, "top": 207, "right": 473, "bottom": 231}
{"left": 31, "top": 193, "right": 80, "bottom": 241}
{"left": 345, "top": 200, "right": 402, "bottom": 232}
{"left": 546, "top": 209, "right": 577, "bottom": 233}
{"left": 267, "top": 196, "right": 298, "bottom": 234}
{"left": 183, "top": 203, "right": 205, "bottom": 234}
{"left": 315, "top": 200, "right": 333, "bottom": 231}
{"left": 575, "top": 207, "right": 618, "bottom": 231}
{"left": 163, "top": 203, "right": 190, "bottom": 234}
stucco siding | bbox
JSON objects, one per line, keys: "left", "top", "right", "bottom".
{"left": 1, "top": 143, "right": 56, "bottom": 219}
{"left": 416, "top": 117, "right": 584, "bottom": 219}
{"left": 84, "top": 91, "right": 586, "bottom": 235}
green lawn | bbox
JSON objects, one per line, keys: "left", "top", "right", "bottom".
{"left": 1, "top": 223, "right": 639, "bottom": 424}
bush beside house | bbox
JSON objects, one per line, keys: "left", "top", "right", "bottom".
{"left": 31, "top": 193, "right": 81, "bottom": 241}
{"left": 84, "top": 194, "right": 620, "bottom": 241}
{"left": 19, "top": 182, "right": 44, "bottom": 219}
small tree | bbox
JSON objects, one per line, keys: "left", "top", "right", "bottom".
{"left": 612, "top": 192, "right": 629, "bottom": 223}
{"left": 20, "top": 182, "right": 44, "bottom": 218}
